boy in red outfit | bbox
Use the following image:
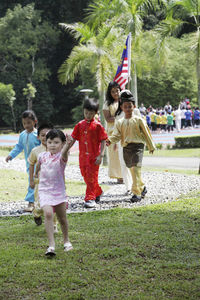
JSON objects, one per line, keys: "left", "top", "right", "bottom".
{"left": 67, "top": 98, "right": 108, "bottom": 208}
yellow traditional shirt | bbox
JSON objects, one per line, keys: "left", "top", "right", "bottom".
{"left": 28, "top": 144, "right": 46, "bottom": 165}
{"left": 109, "top": 115, "right": 156, "bottom": 152}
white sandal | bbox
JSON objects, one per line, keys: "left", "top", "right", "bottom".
{"left": 45, "top": 247, "right": 56, "bottom": 257}
{"left": 64, "top": 242, "right": 73, "bottom": 252}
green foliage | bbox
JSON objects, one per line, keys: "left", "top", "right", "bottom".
{"left": 137, "top": 35, "right": 197, "bottom": 108}
{"left": 0, "top": 4, "right": 59, "bottom": 128}
{"left": 174, "top": 135, "right": 200, "bottom": 148}
{"left": 0, "top": 83, "right": 15, "bottom": 107}
{"left": 155, "top": 143, "right": 163, "bottom": 150}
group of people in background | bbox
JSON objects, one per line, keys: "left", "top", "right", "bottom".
{"left": 139, "top": 99, "right": 200, "bottom": 134}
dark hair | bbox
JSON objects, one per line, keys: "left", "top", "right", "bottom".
{"left": 37, "top": 123, "right": 54, "bottom": 136}
{"left": 106, "top": 81, "right": 121, "bottom": 106}
{"left": 46, "top": 129, "right": 66, "bottom": 143}
{"left": 22, "top": 110, "right": 37, "bottom": 122}
{"left": 83, "top": 98, "right": 99, "bottom": 113}
{"left": 120, "top": 90, "right": 135, "bottom": 105}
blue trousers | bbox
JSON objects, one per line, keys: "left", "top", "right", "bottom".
{"left": 25, "top": 167, "right": 35, "bottom": 203}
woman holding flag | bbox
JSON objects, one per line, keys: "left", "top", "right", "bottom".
{"left": 103, "top": 81, "right": 123, "bottom": 182}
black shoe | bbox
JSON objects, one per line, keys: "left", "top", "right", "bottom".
{"left": 141, "top": 186, "right": 147, "bottom": 198}
{"left": 130, "top": 194, "right": 141, "bottom": 203}
{"left": 95, "top": 195, "right": 100, "bottom": 203}
{"left": 34, "top": 216, "right": 42, "bottom": 226}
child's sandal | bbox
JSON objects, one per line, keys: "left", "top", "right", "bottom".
{"left": 45, "top": 247, "right": 56, "bottom": 257}
{"left": 64, "top": 242, "right": 73, "bottom": 252}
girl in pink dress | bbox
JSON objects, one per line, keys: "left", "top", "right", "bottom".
{"left": 35, "top": 129, "right": 73, "bottom": 256}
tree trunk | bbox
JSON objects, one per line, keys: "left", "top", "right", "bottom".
{"left": 27, "top": 96, "right": 32, "bottom": 110}
{"left": 10, "top": 105, "right": 16, "bottom": 132}
{"left": 131, "top": 64, "right": 138, "bottom": 107}
{"left": 197, "top": 36, "right": 200, "bottom": 107}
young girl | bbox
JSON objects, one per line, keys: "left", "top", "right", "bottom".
{"left": 5, "top": 110, "right": 40, "bottom": 212}
{"left": 35, "top": 129, "right": 73, "bottom": 256}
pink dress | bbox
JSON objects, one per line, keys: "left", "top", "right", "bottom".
{"left": 38, "top": 151, "right": 67, "bottom": 208}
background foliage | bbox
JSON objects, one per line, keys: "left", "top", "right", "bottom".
{"left": 0, "top": 0, "right": 197, "bottom": 130}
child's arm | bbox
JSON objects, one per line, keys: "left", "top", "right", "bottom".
{"left": 34, "top": 161, "right": 41, "bottom": 178}
{"left": 29, "top": 164, "right": 35, "bottom": 189}
{"left": 139, "top": 119, "right": 155, "bottom": 154}
{"left": 65, "top": 134, "right": 76, "bottom": 150}
{"left": 95, "top": 140, "right": 106, "bottom": 165}
{"left": 5, "top": 134, "right": 23, "bottom": 162}
{"left": 61, "top": 136, "right": 75, "bottom": 162}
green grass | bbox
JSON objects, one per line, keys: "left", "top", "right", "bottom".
{"left": 0, "top": 169, "right": 109, "bottom": 202}
{"left": 144, "top": 148, "right": 200, "bottom": 157}
{"left": 0, "top": 193, "right": 200, "bottom": 299}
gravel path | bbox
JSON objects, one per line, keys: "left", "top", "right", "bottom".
{"left": 0, "top": 156, "right": 200, "bottom": 217}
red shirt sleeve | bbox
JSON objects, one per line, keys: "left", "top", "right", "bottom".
{"left": 71, "top": 123, "right": 80, "bottom": 141}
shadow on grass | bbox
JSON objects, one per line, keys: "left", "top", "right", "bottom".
{"left": 0, "top": 193, "right": 200, "bottom": 299}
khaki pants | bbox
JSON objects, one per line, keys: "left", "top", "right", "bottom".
{"left": 129, "top": 166, "right": 145, "bottom": 196}
{"left": 123, "top": 143, "right": 145, "bottom": 196}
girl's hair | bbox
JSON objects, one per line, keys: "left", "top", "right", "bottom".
{"left": 83, "top": 98, "right": 99, "bottom": 113}
{"left": 105, "top": 81, "right": 121, "bottom": 106}
{"left": 22, "top": 110, "right": 37, "bottom": 122}
{"left": 46, "top": 129, "right": 66, "bottom": 143}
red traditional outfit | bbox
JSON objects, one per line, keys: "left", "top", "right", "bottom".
{"left": 71, "top": 118, "right": 108, "bottom": 201}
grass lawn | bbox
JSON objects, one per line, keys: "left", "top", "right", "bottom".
{"left": 144, "top": 148, "right": 200, "bottom": 158}
{"left": 0, "top": 193, "right": 200, "bottom": 299}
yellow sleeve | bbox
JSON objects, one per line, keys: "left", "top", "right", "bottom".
{"left": 139, "top": 118, "right": 156, "bottom": 152}
{"left": 28, "top": 150, "right": 37, "bottom": 165}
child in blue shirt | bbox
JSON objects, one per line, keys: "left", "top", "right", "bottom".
{"left": 5, "top": 110, "right": 40, "bottom": 211}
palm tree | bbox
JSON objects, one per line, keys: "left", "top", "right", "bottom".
{"left": 155, "top": 0, "right": 200, "bottom": 105}
{"left": 58, "top": 22, "right": 123, "bottom": 124}
{"left": 85, "top": 0, "right": 157, "bottom": 106}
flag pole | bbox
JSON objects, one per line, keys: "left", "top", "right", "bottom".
{"left": 127, "top": 32, "right": 131, "bottom": 90}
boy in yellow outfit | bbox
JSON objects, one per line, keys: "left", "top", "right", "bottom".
{"left": 106, "top": 90, "right": 156, "bottom": 202}
{"left": 29, "top": 123, "right": 57, "bottom": 228}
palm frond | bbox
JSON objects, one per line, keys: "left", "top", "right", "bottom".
{"left": 58, "top": 46, "right": 94, "bottom": 84}
{"left": 59, "top": 22, "right": 94, "bottom": 43}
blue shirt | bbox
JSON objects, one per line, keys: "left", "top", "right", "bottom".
{"left": 185, "top": 110, "right": 192, "bottom": 120}
{"left": 194, "top": 110, "right": 200, "bottom": 120}
{"left": 9, "top": 129, "right": 40, "bottom": 171}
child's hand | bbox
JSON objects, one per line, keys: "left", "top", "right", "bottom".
{"left": 149, "top": 150, "right": 154, "bottom": 154}
{"left": 5, "top": 155, "right": 12, "bottom": 162}
{"left": 66, "top": 134, "right": 73, "bottom": 145}
{"left": 30, "top": 179, "right": 35, "bottom": 189}
{"left": 106, "top": 139, "right": 111, "bottom": 146}
{"left": 95, "top": 155, "right": 103, "bottom": 165}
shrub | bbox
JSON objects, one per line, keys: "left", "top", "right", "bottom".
{"left": 156, "top": 143, "right": 163, "bottom": 150}
{"left": 166, "top": 144, "right": 171, "bottom": 150}
{"left": 174, "top": 135, "right": 200, "bottom": 148}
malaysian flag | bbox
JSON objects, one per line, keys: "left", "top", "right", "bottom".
{"left": 113, "top": 33, "right": 131, "bottom": 90}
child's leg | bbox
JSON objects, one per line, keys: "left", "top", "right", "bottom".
{"left": 80, "top": 165, "right": 102, "bottom": 201}
{"left": 54, "top": 202, "right": 69, "bottom": 244}
{"left": 43, "top": 205, "right": 55, "bottom": 249}
{"left": 33, "top": 181, "right": 43, "bottom": 219}
{"left": 129, "top": 166, "right": 145, "bottom": 196}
